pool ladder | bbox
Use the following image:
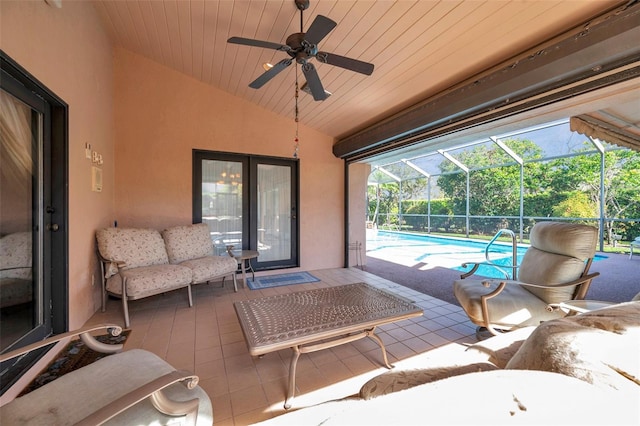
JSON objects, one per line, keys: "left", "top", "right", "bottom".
{"left": 485, "top": 229, "right": 519, "bottom": 279}
{"left": 461, "top": 229, "right": 519, "bottom": 279}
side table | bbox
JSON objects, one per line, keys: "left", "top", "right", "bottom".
{"left": 226, "top": 247, "right": 259, "bottom": 286}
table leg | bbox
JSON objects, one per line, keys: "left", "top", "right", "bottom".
{"left": 284, "top": 346, "right": 301, "bottom": 409}
{"left": 240, "top": 259, "right": 248, "bottom": 285}
{"left": 365, "top": 328, "right": 394, "bottom": 369}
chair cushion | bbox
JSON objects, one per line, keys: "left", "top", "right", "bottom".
{"left": 106, "top": 264, "right": 192, "bottom": 299}
{"left": 517, "top": 222, "right": 598, "bottom": 304}
{"left": 518, "top": 248, "right": 587, "bottom": 303}
{"left": 97, "top": 228, "right": 169, "bottom": 277}
{"left": 528, "top": 221, "right": 597, "bottom": 260}
{"left": 453, "top": 278, "right": 564, "bottom": 329}
{"left": 506, "top": 301, "right": 640, "bottom": 392}
{"left": 162, "top": 224, "right": 214, "bottom": 264}
{"left": 2, "top": 349, "right": 213, "bottom": 425}
{"left": 179, "top": 256, "right": 237, "bottom": 284}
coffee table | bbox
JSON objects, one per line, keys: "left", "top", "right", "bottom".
{"left": 234, "top": 282, "right": 423, "bottom": 408}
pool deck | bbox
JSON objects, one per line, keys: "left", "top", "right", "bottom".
{"left": 365, "top": 234, "right": 640, "bottom": 305}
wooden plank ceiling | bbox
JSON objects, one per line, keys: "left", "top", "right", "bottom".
{"left": 93, "top": 0, "right": 624, "bottom": 141}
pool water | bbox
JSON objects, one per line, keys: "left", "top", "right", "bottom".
{"left": 366, "top": 230, "right": 606, "bottom": 279}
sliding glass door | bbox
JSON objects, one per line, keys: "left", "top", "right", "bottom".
{"left": 1, "top": 52, "right": 68, "bottom": 393}
{"left": 193, "top": 151, "right": 299, "bottom": 270}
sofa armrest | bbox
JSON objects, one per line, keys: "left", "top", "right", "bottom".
{"left": 0, "top": 324, "right": 123, "bottom": 363}
{"left": 97, "top": 250, "right": 127, "bottom": 279}
{"left": 76, "top": 370, "right": 200, "bottom": 426}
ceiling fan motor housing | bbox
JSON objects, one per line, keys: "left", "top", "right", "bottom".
{"left": 226, "top": 0, "right": 374, "bottom": 101}
{"left": 286, "top": 33, "right": 318, "bottom": 63}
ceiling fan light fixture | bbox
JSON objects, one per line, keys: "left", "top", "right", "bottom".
{"left": 262, "top": 62, "right": 274, "bottom": 71}
{"left": 300, "top": 82, "right": 331, "bottom": 99}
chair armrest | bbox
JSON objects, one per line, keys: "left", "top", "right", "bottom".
{"left": 75, "top": 370, "right": 200, "bottom": 426}
{"left": 514, "top": 272, "right": 600, "bottom": 290}
{"left": 474, "top": 271, "right": 600, "bottom": 296}
{"left": 0, "top": 324, "right": 123, "bottom": 363}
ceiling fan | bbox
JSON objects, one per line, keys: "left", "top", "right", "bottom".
{"left": 227, "top": 0, "right": 375, "bottom": 101}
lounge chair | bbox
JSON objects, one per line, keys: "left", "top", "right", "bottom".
{"left": 454, "top": 221, "right": 600, "bottom": 337}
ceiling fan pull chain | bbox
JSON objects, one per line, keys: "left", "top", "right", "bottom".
{"left": 294, "top": 66, "right": 300, "bottom": 158}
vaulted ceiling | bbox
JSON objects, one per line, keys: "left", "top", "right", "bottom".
{"left": 92, "top": 0, "right": 632, "bottom": 145}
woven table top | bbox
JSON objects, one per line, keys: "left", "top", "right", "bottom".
{"left": 234, "top": 282, "right": 423, "bottom": 355}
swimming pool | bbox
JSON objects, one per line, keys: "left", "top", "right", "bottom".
{"left": 366, "top": 230, "right": 606, "bottom": 279}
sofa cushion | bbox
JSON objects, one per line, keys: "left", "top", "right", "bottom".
{"left": 0, "top": 231, "right": 32, "bottom": 280}
{"left": 466, "top": 326, "right": 535, "bottom": 368}
{"left": 162, "top": 224, "right": 214, "bottom": 264}
{"left": 359, "top": 362, "right": 497, "bottom": 400}
{"left": 255, "top": 370, "right": 638, "bottom": 425}
{"left": 179, "top": 256, "right": 237, "bottom": 284}
{"left": 97, "top": 228, "right": 169, "bottom": 277}
{"left": 0, "top": 277, "right": 33, "bottom": 308}
{"left": 506, "top": 301, "right": 640, "bottom": 392}
{"left": 106, "top": 264, "right": 192, "bottom": 299}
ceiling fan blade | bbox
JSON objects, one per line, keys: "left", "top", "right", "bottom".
{"left": 304, "top": 15, "right": 337, "bottom": 46}
{"left": 249, "top": 59, "right": 292, "bottom": 89}
{"left": 301, "top": 62, "right": 327, "bottom": 101}
{"left": 227, "top": 36, "right": 290, "bottom": 52}
{"left": 316, "top": 52, "right": 374, "bottom": 75}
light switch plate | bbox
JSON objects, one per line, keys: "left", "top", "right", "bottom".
{"left": 92, "top": 166, "right": 102, "bottom": 192}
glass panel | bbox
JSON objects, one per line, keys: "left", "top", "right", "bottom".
{"left": 257, "top": 164, "right": 290, "bottom": 262}
{"left": 0, "top": 89, "right": 41, "bottom": 352}
{"left": 201, "top": 159, "right": 243, "bottom": 254}
{"left": 501, "top": 119, "right": 598, "bottom": 158}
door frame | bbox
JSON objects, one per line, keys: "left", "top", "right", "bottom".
{"left": 192, "top": 150, "right": 300, "bottom": 271}
{"left": 0, "top": 50, "right": 68, "bottom": 393}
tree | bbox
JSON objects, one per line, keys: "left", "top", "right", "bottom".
{"left": 437, "top": 139, "right": 543, "bottom": 234}
{"left": 367, "top": 170, "right": 427, "bottom": 228}
{"left": 546, "top": 146, "right": 640, "bottom": 240}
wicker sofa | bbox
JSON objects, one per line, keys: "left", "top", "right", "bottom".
{"left": 255, "top": 300, "right": 640, "bottom": 425}
{"left": 96, "top": 223, "right": 238, "bottom": 327}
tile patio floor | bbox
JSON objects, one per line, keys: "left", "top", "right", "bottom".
{"left": 84, "top": 267, "right": 478, "bottom": 425}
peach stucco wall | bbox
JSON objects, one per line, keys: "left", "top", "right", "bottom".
{"left": 1, "top": 1, "right": 114, "bottom": 328}
{"left": 113, "top": 48, "right": 344, "bottom": 271}
{"left": 1, "top": 0, "right": 348, "bottom": 333}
